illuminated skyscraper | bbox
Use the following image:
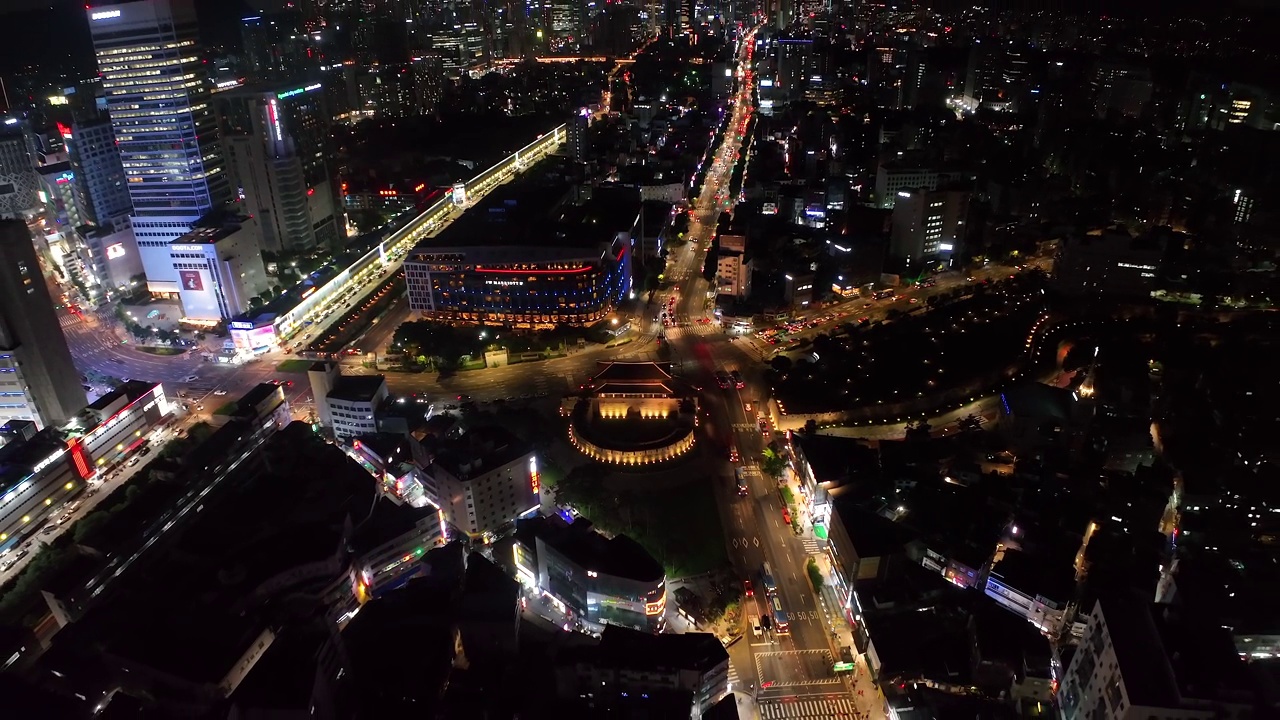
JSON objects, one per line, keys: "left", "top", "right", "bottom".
{"left": 217, "top": 82, "right": 341, "bottom": 252}
{"left": 87, "top": 0, "right": 231, "bottom": 295}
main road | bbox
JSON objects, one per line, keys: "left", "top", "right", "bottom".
{"left": 645, "top": 26, "right": 862, "bottom": 719}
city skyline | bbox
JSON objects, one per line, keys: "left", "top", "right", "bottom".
{"left": 0, "top": 1, "right": 1274, "bottom": 718}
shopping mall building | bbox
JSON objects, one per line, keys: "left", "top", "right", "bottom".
{"left": 404, "top": 170, "right": 639, "bottom": 328}
{"left": 0, "top": 382, "right": 171, "bottom": 551}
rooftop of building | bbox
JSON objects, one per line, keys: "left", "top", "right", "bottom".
{"left": 63, "top": 423, "right": 378, "bottom": 686}
{"left": 1100, "top": 593, "right": 1258, "bottom": 708}
{"left": 0, "top": 428, "right": 75, "bottom": 491}
{"left": 898, "top": 480, "right": 1005, "bottom": 570}
{"left": 988, "top": 546, "right": 1077, "bottom": 603}
{"left": 795, "top": 433, "right": 879, "bottom": 486}
{"left": 864, "top": 605, "right": 973, "bottom": 686}
{"left": 354, "top": 431, "right": 415, "bottom": 466}
{"left": 328, "top": 374, "right": 387, "bottom": 403}
{"left": 236, "top": 382, "right": 280, "bottom": 411}
{"left": 832, "top": 497, "right": 918, "bottom": 559}
{"left": 515, "top": 515, "right": 664, "bottom": 586}
{"left": 84, "top": 380, "right": 157, "bottom": 414}
{"left": 583, "top": 360, "right": 697, "bottom": 398}
{"left": 591, "top": 624, "right": 727, "bottom": 674}
{"left": 411, "top": 158, "right": 635, "bottom": 255}
{"left": 350, "top": 493, "right": 440, "bottom": 557}
{"left": 430, "top": 425, "right": 532, "bottom": 481}
{"left": 225, "top": 624, "right": 328, "bottom": 714}
{"left": 589, "top": 361, "right": 673, "bottom": 383}
{"left": 969, "top": 600, "right": 1053, "bottom": 680}
{"left": 168, "top": 224, "right": 240, "bottom": 248}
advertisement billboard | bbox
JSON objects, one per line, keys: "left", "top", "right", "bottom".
{"left": 248, "top": 325, "right": 276, "bottom": 350}
{"left": 179, "top": 270, "right": 204, "bottom": 292}
{"left": 106, "top": 242, "right": 126, "bottom": 259}
{"left": 231, "top": 324, "right": 277, "bottom": 353}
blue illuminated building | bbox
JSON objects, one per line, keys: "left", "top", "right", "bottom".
{"left": 405, "top": 166, "right": 638, "bottom": 327}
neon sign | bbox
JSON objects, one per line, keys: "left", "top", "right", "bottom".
{"left": 276, "top": 83, "right": 322, "bottom": 99}
{"left": 91, "top": 9, "right": 122, "bottom": 20}
{"left": 32, "top": 449, "right": 67, "bottom": 474}
{"left": 529, "top": 456, "right": 540, "bottom": 494}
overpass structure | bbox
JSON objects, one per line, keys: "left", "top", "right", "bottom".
{"left": 231, "top": 124, "right": 568, "bottom": 351}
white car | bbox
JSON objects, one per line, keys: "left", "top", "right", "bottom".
{"left": 751, "top": 616, "right": 763, "bottom": 637}
{"left": 213, "top": 390, "right": 227, "bottom": 396}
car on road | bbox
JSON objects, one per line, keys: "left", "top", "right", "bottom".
{"left": 744, "top": 579, "right": 753, "bottom": 598}
{"left": 128, "top": 457, "right": 140, "bottom": 467}
{"left": 730, "top": 370, "right": 745, "bottom": 388}
{"left": 213, "top": 390, "right": 227, "bottom": 396}
{"left": 728, "top": 444, "right": 739, "bottom": 462}
{"left": 41, "top": 524, "right": 57, "bottom": 535}
{"left": 714, "top": 371, "right": 732, "bottom": 389}
{"left": 781, "top": 507, "right": 791, "bottom": 524}
{"left": 751, "top": 615, "right": 762, "bottom": 637}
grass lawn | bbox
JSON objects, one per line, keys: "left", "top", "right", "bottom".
{"left": 134, "top": 346, "right": 186, "bottom": 356}
{"left": 276, "top": 359, "right": 313, "bottom": 372}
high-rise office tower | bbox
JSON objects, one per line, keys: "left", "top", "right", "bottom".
{"left": 0, "top": 220, "right": 87, "bottom": 429}
{"left": 217, "top": 82, "right": 341, "bottom": 252}
{"left": 87, "top": 0, "right": 231, "bottom": 296}
{"left": 63, "top": 119, "right": 144, "bottom": 293}
{"left": 65, "top": 117, "right": 133, "bottom": 231}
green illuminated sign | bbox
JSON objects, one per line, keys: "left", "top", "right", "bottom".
{"left": 277, "top": 83, "right": 322, "bottom": 100}
{"left": 833, "top": 661, "right": 854, "bottom": 672}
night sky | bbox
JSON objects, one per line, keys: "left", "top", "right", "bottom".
{"left": 0, "top": 0, "right": 264, "bottom": 77}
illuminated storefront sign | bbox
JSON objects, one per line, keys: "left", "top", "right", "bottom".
{"left": 91, "top": 9, "right": 122, "bottom": 20}
{"left": 106, "top": 243, "right": 126, "bottom": 259}
{"left": 31, "top": 449, "right": 66, "bottom": 474}
{"left": 230, "top": 321, "right": 254, "bottom": 330}
{"left": 529, "top": 456, "right": 540, "bottom": 494}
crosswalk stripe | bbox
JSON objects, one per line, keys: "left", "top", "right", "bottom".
{"left": 760, "top": 696, "right": 860, "bottom": 720}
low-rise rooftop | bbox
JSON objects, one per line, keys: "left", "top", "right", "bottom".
{"left": 515, "top": 515, "right": 663, "bottom": 586}
{"left": 328, "top": 375, "right": 387, "bottom": 403}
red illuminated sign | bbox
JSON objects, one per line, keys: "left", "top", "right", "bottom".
{"left": 68, "top": 440, "right": 92, "bottom": 479}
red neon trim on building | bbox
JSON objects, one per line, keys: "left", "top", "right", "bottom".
{"left": 69, "top": 440, "right": 91, "bottom": 479}
{"left": 86, "top": 385, "right": 162, "bottom": 441}
{"left": 473, "top": 266, "right": 593, "bottom": 274}
{"left": 615, "top": 246, "right": 626, "bottom": 262}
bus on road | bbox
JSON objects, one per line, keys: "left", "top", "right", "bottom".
{"left": 770, "top": 594, "right": 790, "bottom": 634}
{"left": 760, "top": 562, "right": 777, "bottom": 596}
